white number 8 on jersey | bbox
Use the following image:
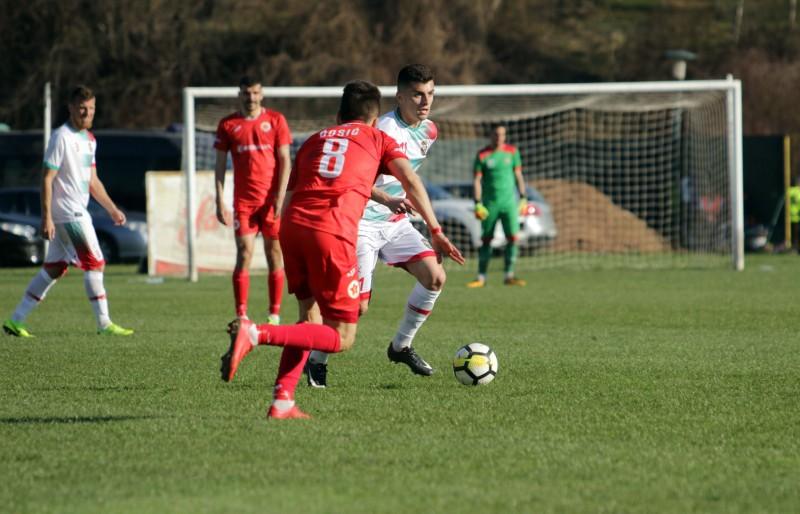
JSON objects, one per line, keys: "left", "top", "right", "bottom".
{"left": 318, "top": 138, "right": 349, "bottom": 178}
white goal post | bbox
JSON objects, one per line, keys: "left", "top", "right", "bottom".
{"left": 173, "top": 79, "right": 743, "bottom": 281}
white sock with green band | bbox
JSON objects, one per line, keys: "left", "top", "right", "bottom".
{"left": 12, "top": 269, "right": 56, "bottom": 322}
{"left": 84, "top": 271, "right": 110, "bottom": 329}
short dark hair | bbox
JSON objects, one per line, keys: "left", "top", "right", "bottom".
{"left": 239, "top": 76, "right": 261, "bottom": 89}
{"left": 338, "top": 80, "right": 381, "bottom": 122}
{"left": 397, "top": 64, "right": 434, "bottom": 89}
{"left": 69, "top": 85, "right": 94, "bottom": 105}
{"left": 489, "top": 123, "right": 507, "bottom": 134}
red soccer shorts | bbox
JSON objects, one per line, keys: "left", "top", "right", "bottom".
{"left": 234, "top": 202, "right": 280, "bottom": 238}
{"left": 280, "top": 220, "right": 360, "bottom": 323}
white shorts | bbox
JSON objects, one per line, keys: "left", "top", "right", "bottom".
{"left": 46, "top": 218, "right": 105, "bottom": 271}
{"left": 357, "top": 218, "right": 436, "bottom": 299}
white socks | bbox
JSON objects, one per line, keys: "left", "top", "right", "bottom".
{"left": 392, "top": 283, "right": 441, "bottom": 350}
{"left": 308, "top": 350, "right": 329, "bottom": 365}
{"left": 309, "top": 283, "right": 441, "bottom": 359}
{"left": 12, "top": 268, "right": 115, "bottom": 330}
{"left": 84, "top": 270, "right": 110, "bottom": 329}
{"left": 247, "top": 322, "right": 259, "bottom": 345}
{"left": 12, "top": 269, "right": 56, "bottom": 322}
{"left": 272, "top": 386, "right": 294, "bottom": 411}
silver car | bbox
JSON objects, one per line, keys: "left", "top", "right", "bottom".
{"left": 0, "top": 187, "right": 147, "bottom": 264}
{"left": 411, "top": 182, "right": 557, "bottom": 253}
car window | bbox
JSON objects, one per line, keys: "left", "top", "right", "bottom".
{"left": 438, "top": 183, "right": 473, "bottom": 199}
{"left": 0, "top": 192, "right": 27, "bottom": 215}
{"left": 439, "top": 182, "right": 550, "bottom": 204}
{"left": 526, "top": 187, "right": 545, "bottom": 203}
{"left": 88, "top": 199, "right": 106, "bottom": 217}
{"left": 425, "top": 183, "right": 452, "bottom": 200}
{"left": 25, "top": 192, "right": 41, "bottom": 216}
{"left": 435, "top": 182, "right": 549, "bottom": 204}
{"left": 453, "top": 184, "right": 473, "bottom": 199}
{"left": 0, "top": 192, "right": 13, "bottom": 214}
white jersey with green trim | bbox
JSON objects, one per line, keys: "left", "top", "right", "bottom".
{"left": 361, "top": 109, "right": 438, "bottom": 223}
{"left": 43, "top": 123, "right": 96, "bottom": 223}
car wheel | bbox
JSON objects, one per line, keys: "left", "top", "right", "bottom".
{"left": 98, "top": 234, "right": 118, "bottom": 263}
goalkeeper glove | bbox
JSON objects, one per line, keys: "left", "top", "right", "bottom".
{"left": 474, "top": 202, "right": 489, "bottom": 220}
{"left": 518, "top": 198, "right": 528, "bottom": 215}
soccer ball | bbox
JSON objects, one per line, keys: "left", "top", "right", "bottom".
{"left": 452, "top": 343, "right": 498, "bottom": 385}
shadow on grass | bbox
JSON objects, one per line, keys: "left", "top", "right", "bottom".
{"left": 0, "top": 415, "right": 157, "bottom": 425}
{"left": 28, "top": 385, "right": 173, "bottom": 393}
{"left": 85, "top": 386, "right": 159, "bottom": 392}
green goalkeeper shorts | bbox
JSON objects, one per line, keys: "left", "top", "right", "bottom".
{"left": 480, "top": 202, "right": 519, "bottom": 241}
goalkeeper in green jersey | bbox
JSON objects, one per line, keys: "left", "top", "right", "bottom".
{"left": 467, "top": 124, "right": 528, "bottom": 287}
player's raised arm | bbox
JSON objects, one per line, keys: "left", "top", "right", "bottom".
{"left": 386, "top": 158, "right": 464, "bottom": 265}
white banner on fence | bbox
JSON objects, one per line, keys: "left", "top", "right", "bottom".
{"left": 146, "top": 171, "right": 267, "bottom": 275}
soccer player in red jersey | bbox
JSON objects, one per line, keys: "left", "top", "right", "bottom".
{"left": 307, "top": 64, "right": 444, "bottom": 387}
{"left": 214, "top": 76, "right": 292, "bottom": 324}
{"left": 220, "top": 80, "right": 465, "bottom": 419}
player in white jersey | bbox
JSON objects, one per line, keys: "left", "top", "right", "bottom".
{"left": 306, "top": 64, "right": 446, "bottom": 386}
{"left": 3, "top": 86, "right": 133, "bottom": 338}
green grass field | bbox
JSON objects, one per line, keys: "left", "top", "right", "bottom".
{"left": 1, "top": 256, "right": 799, "bottom": 513}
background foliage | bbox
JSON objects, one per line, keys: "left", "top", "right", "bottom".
{"left": 2, "top": 0, "right": 800, "bottom": 135}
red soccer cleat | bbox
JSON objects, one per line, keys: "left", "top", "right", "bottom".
{"left": 220, "top": 318, "right": 254, "bottom": 382}
{"left": 267, "top": 404, "right": 312, "bottom": 420}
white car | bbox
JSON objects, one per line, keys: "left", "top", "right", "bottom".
{"left": 411, "top": 182, "right": 557, "bottom": 252}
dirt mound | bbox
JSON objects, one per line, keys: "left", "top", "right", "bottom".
{"left": 532, "top": 179, "right": 670, "bottom": 253}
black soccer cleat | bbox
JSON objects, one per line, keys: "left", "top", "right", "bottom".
{"left": 305, "top": 361, "right": 328, "bottom": 388}
{"left": 387, "top": 342, "right": 434, "bottom": 376}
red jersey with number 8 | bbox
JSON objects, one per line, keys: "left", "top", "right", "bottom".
{"left": 285, "top": 121, "right": 406, "bottom": 242}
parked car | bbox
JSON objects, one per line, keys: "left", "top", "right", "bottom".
{"left": 410, "top": 181, "right": 557, "bottom": 252}
{"left": 0, "top": 187, "right": 147, "bottom": 264}
{"left": 0, "top": 212, "right": 45, "bottom": 266}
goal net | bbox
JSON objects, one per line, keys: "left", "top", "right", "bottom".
{"left": 154, "top": 81, "right": 742, "bottom": 279}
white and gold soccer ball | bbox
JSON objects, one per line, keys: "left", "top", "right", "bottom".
{"left": 452, "top": 343, "right": 498, "bottom": 385}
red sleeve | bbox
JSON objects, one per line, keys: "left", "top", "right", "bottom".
{"left": 287, "top": 154, "right": 299, "bottom": 192}
{"left": 379, "top": 132, "right": 407, "bottom": 168}
{"left": 286, "top": 166, "right": 298, "bottom": 192}
{"left": 213, "top": 120, "right": 229, "bottom": 152}
{"left": 428, "top": 120, "right": 438, "bottom": 142}
{"left": 288, "top": 138, "right": 310, "bottom": 192}
{"left": 275, "top": 113, "right": 292, "bottom": 147}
